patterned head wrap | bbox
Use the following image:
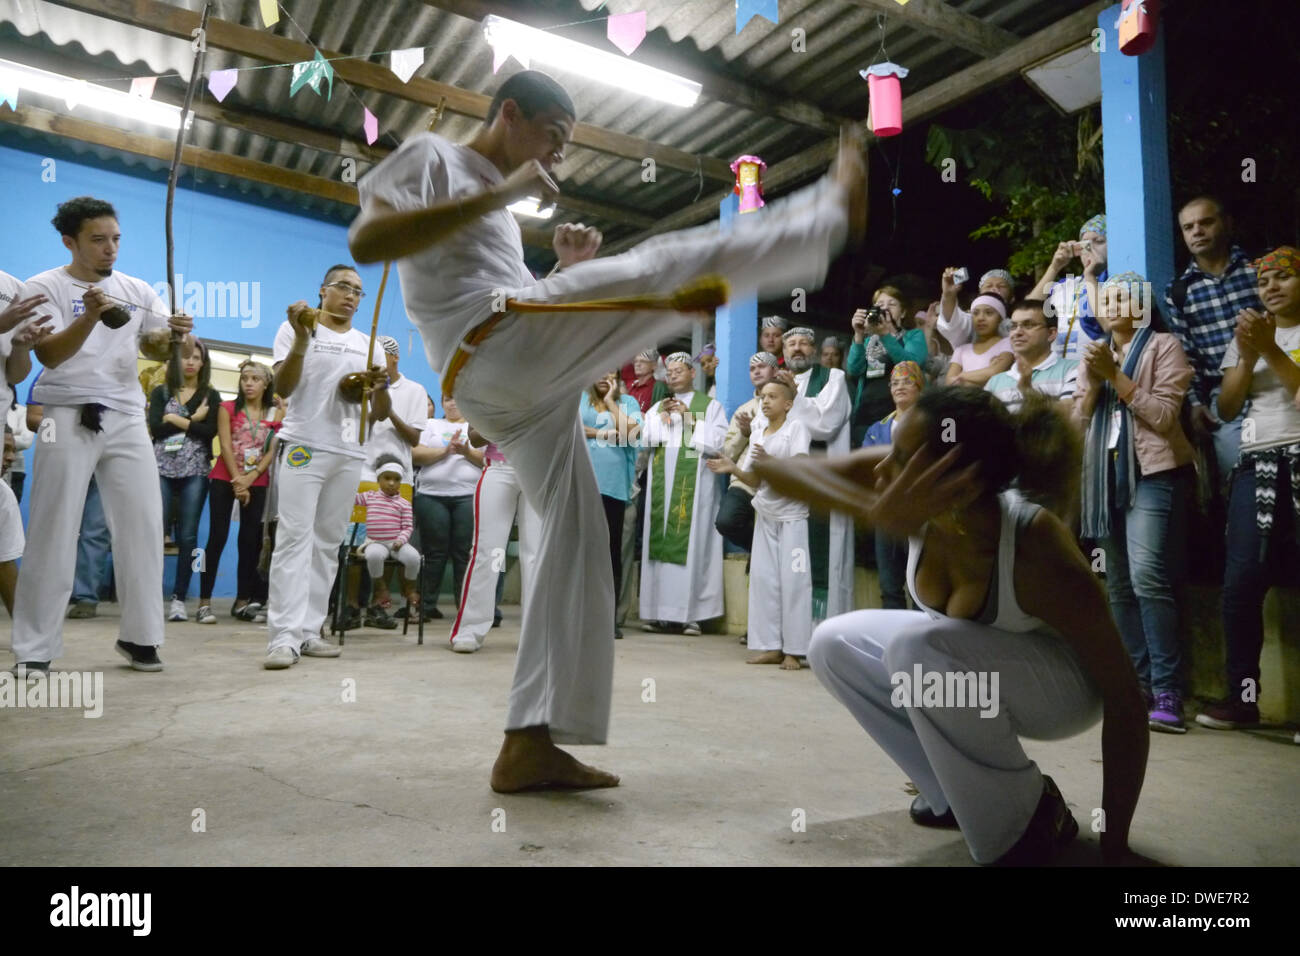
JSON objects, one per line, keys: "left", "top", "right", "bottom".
{"left": 821, "top": 335, "right": 844, "bottom": 351}
{"left": 665, "top": 351, "right": 694, "bottom": 367}
{"left": 890, "top": 360, "right": 925, "bottom": 390}
{"left": 1079, "top": 213, "right": 1107, "bottom": 240}
{"left": 761, "top": 315, "right": 788, "bottom": 330}
{"left": 694, "top": 343, "right": 716, "bottom": 361}
{"left": 1101, "top": 270, "right": 1146, "bottom": 292}
{"left": 750, "top": 351, "right": 779, "bottom": 368}
{"left": 980, "top": 269, "right": 1014, "bottom": 290}
{"left": 1254, "top": 246, "right": 1300, "bottom": 278}
{"left": 635, "top": 349, "right": 658, "bottom": 364}
{"left": 782, "top": 326, "right": 816, "bottom": 342}
{"left": 379, "top": 335, "right": 400, "bottom": 357}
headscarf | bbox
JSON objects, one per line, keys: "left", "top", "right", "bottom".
{"left": 750, "top": 351, "right": 778, "bottom": 368}
{"left": 376, "top": 461, "right": 405, "bottom": 480}
{"left": 980, "top": 269, "right": 1014, "bottom": 290}
{"left": 1079, "top": 213, "right": 1107, "bottom": 240}
{"left": 379, "top": 335, "right": 400, "bottom": 357}
{"left": 821, "top": 335, "right": 844, "bottom": 352}
{"left": 761, "top": 315, "right": 788, "bottom": 330}
{"left": 1255, "top": 246, "right": 1300, "bottom": 277}
{"left": 970, "top": 294, "right": 1008, "bottom": 320}
{"left": 890, "top": 360, "right": 924, "bottom": 390}
{"left": 782, "top": 327, "right": 815, "bottom": 342}
{"left": 665, "top": 351, "right": 694, "bottom": 367}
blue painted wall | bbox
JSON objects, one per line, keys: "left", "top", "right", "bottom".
{"left": 0, "top": 134, "right": 443, "bottom": 599}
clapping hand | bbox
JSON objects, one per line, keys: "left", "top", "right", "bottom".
{"left": 0, "top": 293, "right": 49, "bottom": 334}
{"left": 1082, "top": 339, "right": 1118, "bottom": 383}
{"left": 11, "top": 314, "right": 54, "bottom": 349}
{"left": 1236, "top": 308, "right": 1275, "bottom": 358}
{"left": 705, "top": 456, "right": 733, "bottom": 475}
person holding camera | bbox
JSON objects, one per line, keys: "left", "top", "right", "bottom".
{"left": 1028, "top": 214, "right": 1109, "bottom": 361}
{"left": 938, "top": 267, "right": 1015, "bottom": 348}
{"left": 846, "top": 282, "right": 928, "bottom": 449}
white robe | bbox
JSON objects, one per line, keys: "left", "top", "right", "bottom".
{"left": 766, "top": 366, "right": 854, "bottom": 620}
{"left": 639, "top": 391, "right": 728, "bottom": 623}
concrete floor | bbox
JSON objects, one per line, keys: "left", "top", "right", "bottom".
{"left": 1, "top": 605, "right": 1297, "bottom": 867}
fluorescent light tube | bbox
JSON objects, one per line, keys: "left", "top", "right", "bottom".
{"left": 508, "top": 196, "right": 555, "bottom": 219}
{"left": 483, "top": 15, "right": 701, "bottom": 108}
{"left": 0, "top": 59, "right": 190, "bottom": 131}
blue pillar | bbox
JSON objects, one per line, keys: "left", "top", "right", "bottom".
{"left": 1099, "top": 3, "right": 1175, "bottom": 302}
{"left": 715, "top": 192, "right": 757, "bottom": 416}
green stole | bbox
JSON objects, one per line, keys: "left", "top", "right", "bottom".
{"left": 800, "top": 363, "right": 832, "bottom": 599}
{"left": 648, "top": 390, "right": 712, "bottom": 565}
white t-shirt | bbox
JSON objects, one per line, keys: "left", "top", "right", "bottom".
{"left": 1221, "top": 323, "right": 1300, "bottom": 454}
{"left": 362, "top": 374, "right": 428, "bottom": 482}
{"left": 357, "top": 133, "right": 536, "bottom": 377}
{"left": 0, "top": 271, "right": 27, "bottom": 414}
{"left": 414, "top": 419, "right": 481, "bottom": 497}
{"left": 0, "top": 477, "right": 24, "bottom": 562}
{"left": 25, "top": 266, "right": 169, "bottom": 414}
{"left": 742, "top": 417, "right": 811, "bottom": 521}
{"left": 273, "top": 320, "right": 371, "bottom": 459}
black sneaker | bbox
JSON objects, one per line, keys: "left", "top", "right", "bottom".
{"left": 909, "top": 795, "right": 959, "bottom": 829}
{"left": 992, "top": 775, "right": 1077, "bottom": 866}
{"left": 115, "top": 641, "right": 164, "bottom": 673}
{"left": 1195, "top": 698, "right": 1261, "bottom": 730}
{"left": 364, "top": 605, "right": 398, "bottom": 630}
{"left": 340, "top": 606, "right": 363, "bottom": 631}
{"left": 14, "top": 661, "right": 50, "bottom": 678}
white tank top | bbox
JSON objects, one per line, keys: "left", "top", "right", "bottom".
{"left": 906, "top": 492, "right": 1050, "bottom": 634}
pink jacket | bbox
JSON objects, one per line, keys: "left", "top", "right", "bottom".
{"left": 1072, "top": 332, "right": 1195, "bottom": 476}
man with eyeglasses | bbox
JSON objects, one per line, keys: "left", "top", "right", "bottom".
{"left": 985, "top": 300, "right": 1080, "bottom": 414}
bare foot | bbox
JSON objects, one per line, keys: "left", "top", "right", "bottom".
{"left": 747, "top": 650, "right": 784, "bottom": 665}
{"left": 780, "top": 655, "right": 803, "bottom": 670}
{"left": 490, "top": 726, "right": 620, "bottom": 793}
{"left": 833, "top": 123, "right": 868, "bottom": 247}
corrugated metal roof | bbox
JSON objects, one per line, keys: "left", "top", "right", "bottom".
{"left": 0, "top": 0, "right": 1102, "bottom": 244}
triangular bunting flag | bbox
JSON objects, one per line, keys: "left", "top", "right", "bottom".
{"left": 0, "top": 77, "right": 19, "bottom": 111}
{"left": 129, "top": 76, "right": 157, "bottom": 99}
{"left": 208, "top": 69, "right": 237, "bottom": 103}
{"left": 64, "top": 79, "right": 86, "bottom": 111}
{"left": 363, "top": 107, "right": 378, "bottom": 145}
{"left": 390, "top": 47, "right": 424, "bottom": 84}
{"left": 608, "top": 11, "right": 647, "bottom": 56}
{"left": 735, "top": 0, "right": 779, "bottom": 34}
{"left": 259, "top": 0, "right": 280, "bottom": 28}
{"left": 289, "top": 49, "right": 334, "bottom": 100}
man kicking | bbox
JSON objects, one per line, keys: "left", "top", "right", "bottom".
{"left": 350, "top": 70, "right": 865, "bottom": 792}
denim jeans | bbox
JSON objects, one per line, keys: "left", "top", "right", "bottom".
{"left": 160, "top": 474, "right": 209, "bottom": 599}
{"left": 874, "top": 531, "right": 909, "bottom": 610}
{"left": 1209, "top": 404, "right": 1244, "bottom": 495}
{"left": 72, "top": 477, "right": 111, "bottom": 604}
{"left": 1222, "top": 458, "right": 1300, "bottom": 700}
{"left": 413, "top": 493, "right": 474, "bottom": 611}
{"left": 1101, "top": 467, "right": 1191, "bottom": 695}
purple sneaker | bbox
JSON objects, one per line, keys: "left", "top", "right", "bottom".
{"left": 1149, "top": 692, "right": 1186, "bottom": 734}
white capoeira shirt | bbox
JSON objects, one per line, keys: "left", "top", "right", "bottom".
{"left": 26, "top": 266, "right": 169, "bottom": 413}
{"left": 741, "top": 418, "right": 811, "bottom": 521}
{"left": 356, "top": 133, "right": 535, "bottom": 377}
{"left": 639, "top": 391, "right": 728, "bottom": 622}
{"left": 362, "top": 374, "right": 428, "bottom": 482}
{"left": 273, "top": 320, "right": 371, "bottom": 460}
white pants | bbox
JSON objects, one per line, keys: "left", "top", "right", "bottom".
{"left": 450, "top": 460, "right": 539, "bottom": 646}
{"left": 363, "top": 541, "right": 421, "bottom": 581}
{"left": 808, "top": 610, "right": 1101, "bottom": 863}
{"left": 452, "top": 177, "right": 847, "bottom": 744}
{"left": 11, "top": 406, "right": 164, "bottom": 662}
{"left": 266, "top": 445, "right": 363, "bottom": 653}
{"left": 747, "top": 514, "right": 812, "bottom": 656}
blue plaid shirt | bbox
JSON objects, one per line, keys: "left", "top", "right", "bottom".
{"left": 1164, "top": 246, "right": 1263, "bottom": 407}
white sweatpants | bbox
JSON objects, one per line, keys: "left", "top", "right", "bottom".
{"left": 747, "top": 513, "right": 812, "bottom": 656}
{"left": 808, "top": 610, "right": 1101, "bottom": 863}
{"left": 363, "top": 541, "right": 421, "bottom": 580}
{"left": 11, "top": 405, "right": 164, "bottom": 662}
{"left": 451, "top": 177, "right": 848, "bottom": 744}
{"left": 450, "top": 459, "right": 539, "bottom": 646}
{"left": 266, "top": 445, "right": 363, "bottom": 653}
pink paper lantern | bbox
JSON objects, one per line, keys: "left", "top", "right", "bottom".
{"left": 860, "top": 62, "right": 909, "bottom": 138}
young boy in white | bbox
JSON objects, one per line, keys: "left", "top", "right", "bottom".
{"left": 12, "top": 197, "right": 191, "bottom": 675}
{"left": 264, "top": 271, "right": 390, "bottom": 670}
{"left": 708, "top": 380, "right": 812, "bottom": 670}
{"left": 350, "top": 69, "right": 864, "bottom": 791}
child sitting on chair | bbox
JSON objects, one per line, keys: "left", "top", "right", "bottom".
{"left": 707, "top": 380, "right": 812, "bottom": 670}
{"left": 355, "top": 455, "right": 421, "bottom": 621}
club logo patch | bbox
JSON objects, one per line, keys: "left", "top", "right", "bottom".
{"left": 286, "top": 445, "right": 313, "bottom": 469}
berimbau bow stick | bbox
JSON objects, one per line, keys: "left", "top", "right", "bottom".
{"left": 358, "top": 261, "right": 391, "bottom": 444}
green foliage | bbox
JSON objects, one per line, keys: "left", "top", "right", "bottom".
{"left": 926, "top": 105, "right": 1104, "bottom": 279}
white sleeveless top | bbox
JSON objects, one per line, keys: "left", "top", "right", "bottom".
{"left": 906, "top": 492, "right": 1051, "bottom": 634}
